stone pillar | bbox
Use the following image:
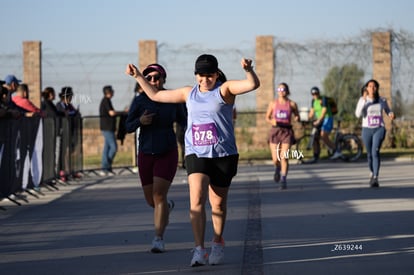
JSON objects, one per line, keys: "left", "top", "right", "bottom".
{"left": 134, "top": 40, "right": 157, "bottom": 165}
{"left": 254, "top": 36, "right": 275, "bottom": 148}
{"left": 372, "top": 32, "right": 393, "bottom": 147}
{"left": 138, "top": 40, "right": 157, "bottom": 71}
{"left": 23, "top": 41, "right": 42, "bottom": 107}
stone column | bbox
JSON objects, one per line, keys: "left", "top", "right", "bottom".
{"left": 254, "top": 36, "right": 275, "bottom": 148}
{"left": 138, "top": 40, "right": 157, "bottom": 71}
{"left": 133, "top": 40, "right": 158, "bottom": 166}
{"left": 23, "top": 41, "right": 42, "bottom": 107}
{"left": 372, "top": 32, "right": 393, "bottom": 147}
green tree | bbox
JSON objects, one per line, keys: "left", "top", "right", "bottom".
{"left": 322, "top": 64, "right": 364, "bottom": 120}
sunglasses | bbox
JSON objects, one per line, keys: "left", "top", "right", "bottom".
{"left": 145, "top": 74, "right": 161, "bottom": 82}
{"left": 277, "top": 87, "right": 287, "bottom": 92}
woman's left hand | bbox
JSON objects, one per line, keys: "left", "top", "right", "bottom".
{"left": 241, "top": 58, "right": 253, "bottom": 71}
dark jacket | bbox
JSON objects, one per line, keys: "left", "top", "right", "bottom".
{"left": 99, "top": 97, "right": 116, "bottom": 132}
{"left": 41, "top": 99, "right": 64, "bottom": 118}
{"left": 125, "top": 92, "right": 186, "bottom": 155}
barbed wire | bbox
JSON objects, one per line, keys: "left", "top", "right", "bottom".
{"left": 1, "top": 29, "right": 414, "bottom": 117}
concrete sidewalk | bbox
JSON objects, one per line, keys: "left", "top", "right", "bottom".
{"left": 1, "top": 160, "right": 413, "bottom": 274}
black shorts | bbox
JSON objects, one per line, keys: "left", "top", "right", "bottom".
{"left": 185, "top": 154, "right": 239, "bottom": 188}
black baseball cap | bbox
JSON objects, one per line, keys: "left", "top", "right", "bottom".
{"left": 310, "top": 86, "right": 320, "bottom": 95}
{"left": 194, "top": 54, "right": 218, "bottom": 75}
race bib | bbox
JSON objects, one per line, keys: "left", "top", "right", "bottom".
{"left": 368, "top": 115, "right": 382, "bottom": 127}
{"left": 276, "top": 110, "right": 288, "bottom": 119}
{"left": 192, "top": 123, "right": 218, "bottom": 146}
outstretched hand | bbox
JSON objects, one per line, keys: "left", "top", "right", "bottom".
{"left": 241, "top": 58, "right": 253, "bottom": 71}
{"left": 125, "top": 64, "right": 139, "bottom": 78}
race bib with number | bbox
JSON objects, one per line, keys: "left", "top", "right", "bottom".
{"left": 368, "top": 115, "right": 382, "bottom": 127}
{"left": 276, "top": 110, "right": 288, "bottom": 119}
{"left": 192, "top": 123, "right": 218, "bottom": 146}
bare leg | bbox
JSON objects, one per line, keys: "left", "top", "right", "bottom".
{"left": 279, "top": 143, "right": 290, "bottom": 176}
{"left": 188, "top": 173, "right": 209, "bottom": 248}
{"left": 142, "top": 176, "right": 172, "bottom": 238}
{"left": 269, "top": 142, "right": 281, "bottom": 167}
{"left": 209, "top": 184, "right": 229, "bottom": 243}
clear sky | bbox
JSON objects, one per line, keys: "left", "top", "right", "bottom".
{"left": 2, "top": 0, "right": 413, "bottom": 53}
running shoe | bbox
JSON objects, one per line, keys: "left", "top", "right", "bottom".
{"left": 273, "top": 169, "right": 281, "bottom": 182}
{"left": 190, "top": 246, "right": 208, "bottom": 267}
{"left": 151, "top": 237, "right": 165, "bottom": 253}
{"left": 209, "top": 238, "right": 225, "bottom": 265}
{"left": 98, "top": 170, "right": 108, "bottom": 177}
{"left": 329, "top": 151, "right": 343, "bottom": 160}
{"left": 280, "top": 176, "right": 287, "bottom": 190}
{"left": 370, "top": 177, "right": 379, "bottom": 188}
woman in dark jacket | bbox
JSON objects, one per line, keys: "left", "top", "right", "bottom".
{"left": 125, "top": 64, "right": 186, "bottom": 254}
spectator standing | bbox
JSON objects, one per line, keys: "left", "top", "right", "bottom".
{"left": 55, "top": 87, "right": 80, "bottom": 182}
{"left": 99, "top": 85, "right": 118, "bottom": 176}
{"left": 41, "top": 87, "right": 63, "bottom": 117}
{"left": 2, "top": 75, "right": 20, "bottom": 97}
{"left": 42, "top": 87, "right": 65, "bottom": 179}
{"left": 56, "top": 87, "right": 79, "bottom": 116}
{"left": 2, "top": 75, "right": 21, "bottom": 110}
{"left": 0, "top": 83, "right": 21, "bottom": 118}
{"left": 12, "top": 84, "right": 45, "bottom": 117}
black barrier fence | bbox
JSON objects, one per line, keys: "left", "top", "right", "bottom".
{"left": 0, "top": 116, "right": 82, "bottom": 202}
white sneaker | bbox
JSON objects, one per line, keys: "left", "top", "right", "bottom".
{"left": 190, "top": 246, "right": 208, "bottom": 267}
{"left": 329, "top": 151, "right": 343, "bottom": 160}
{"left": 209, "top": 239, "right": 225, "bottom": 265}
{"left": 98, "top": 171, "right": 107, "bottom": 177}
{"left": 151, "top": 237, "right": 165, "bottom": 253}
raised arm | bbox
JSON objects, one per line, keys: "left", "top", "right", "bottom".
{"left": 221, "top": 58, "right": 260, "bottom": 100}
{"left": 125, "top": 64, "right": 188, "bottom": 103}
{"left": 355, "top": 97, "right": 366, "bottom": 118}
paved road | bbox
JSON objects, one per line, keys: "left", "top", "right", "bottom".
{"left": 1, "top": 159, "right": 413, "bottom": 275}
